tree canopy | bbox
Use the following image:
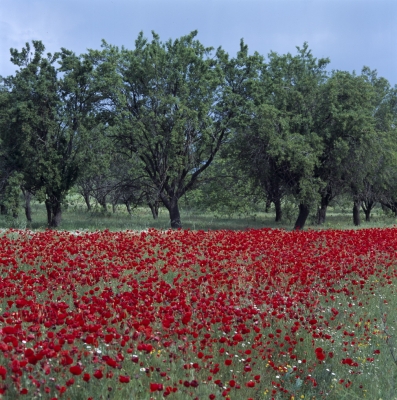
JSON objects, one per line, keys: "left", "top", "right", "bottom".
{"left": 1, "top": 35, "right": 396, "bottom": 229}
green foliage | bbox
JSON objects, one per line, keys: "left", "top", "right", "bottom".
{"left": 184, "top": 157, "right": 261, "bottom": 218}
{"left": 2, "top": 171, "right": 23, "bottom": 217}
{"left": 230, "top": 43, "right": 329, "bottom": 228}
{"left": 0, "top": 41, "right": 109, "bottom": 227}
{"left": 1, "top": 36, "right": 396, "bottom": 229}
{"left": 260, "top": 44, "right": 329, "bottom": 205}
{"left": 95, "top": 31, "right": 261, "bottom": 228}
{"left": 229, "top": 43, "right": 397, "bottom": 228}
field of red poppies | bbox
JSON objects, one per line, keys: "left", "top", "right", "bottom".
{"left": 1, "top": 227, "right": 397, "bottom": 399}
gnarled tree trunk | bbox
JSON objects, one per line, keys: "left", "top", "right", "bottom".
{"left": 45, "top": 195, "right": 62, "bottom": 228}
{"left": 24, "top": 190, "right": 32, "bottom": 223}
{"left": 381, "top": 201, "right": 397, "bottom": 217}
{"left": 361, "top": 200, "right": 374, "bottom": 222}
{"left": 84, "top": 192, "right": 91, "bottom": 212}
{"left": 317, "top": 197, "right": 329, "bottom": 225}
{"left": 353, "top": 200, "right": 361, "bottom": 226}
{"left": 161, "top": 193, "right": 182, "bottom": 229}
{"left": 274, "top": 198, "right": 282, "bottom": 222}
{"left": 317, "top": 188, "right": 334, "bottom": 225}
{"left": 99, "top": 199, "right": 107, "bottom": 212}
{"left": 148, "top": 201, "right": 159, "bottom": 220}
{"left": 125, "top": 202, "right": 132, "bottom": 215}
{"left": 294, "top": 203, "right": 310, "bottom": 230}
{"left": 169, "top": 200, "right": 181, "bottom": 229}
{"left": 265, "top": 198, "right": 271, "bottom": 213}
{"left": 317, "top": 206, "right": 327, "bottom": 225}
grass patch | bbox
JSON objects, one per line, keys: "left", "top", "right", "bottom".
{"left": 1, "top": 201, "right": 396, "bottom": 231}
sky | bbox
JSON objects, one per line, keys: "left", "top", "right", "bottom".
{"left": 1, "top": 0, "right": 396, "bottom": 86}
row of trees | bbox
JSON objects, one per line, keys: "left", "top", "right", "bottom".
{"left": 0, "top": 32, "right": 396, "bottom": 229}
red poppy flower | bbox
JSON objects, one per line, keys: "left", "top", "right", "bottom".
{"left": 69, "top": 365, "right": 83, "bottom": 375}
{"left": 93, "top": 370, "right": 103, "bottom": 379}
{"left": 315, "top": 347, "right": 326, "bottom": 362}
{"left": 150, "top": 382, "right": 163, "bottom": 392}
{"left": 0, "top": 366, "right": 6, "bottom": 380}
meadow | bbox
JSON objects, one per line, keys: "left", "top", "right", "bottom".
{"left": 1, "top": 225, "right": 397, "bottom": 399}
{"left": 0, "top": 201, "right": 397, "bottom": 399}
{"left": 1, "top": 198, "right": 397, "bottom": 232}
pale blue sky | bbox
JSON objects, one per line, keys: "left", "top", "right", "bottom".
{"left": 1, "top": 0, "right": 396, "bottom": 85}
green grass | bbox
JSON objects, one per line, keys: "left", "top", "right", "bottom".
{"left": 1, "top": 200, "right": 396, "bottom": 231}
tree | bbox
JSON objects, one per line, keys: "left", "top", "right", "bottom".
{"left": 233, "top": 104, "right": 288, "bottom": 222}
{"left": 0, "top": 85, "right": 20, "bottom": 215}
{"left": 360, "top": 69, "right": 397, "bottom": 221}
{"left": 87, "top": 152, "right": 153, "bottom": 215}
{"left": 1, "top": 41, "right": 63, "bottom": 225}
{"left": 233, "top": 43, "right": 328, "bottom": 229}
{"left": 315, "top": 71, "right": 374, "bottom": 225}
{"left": 102, "top": 31, "right": 253, "bottom": 228}
{"left": 315, "top": 69, "right": 394, "bottom": 226}
{"left": 185, "top": 154, "right": 261, "bottom": 218}
{"left": 1, "top": 41, "right": 106, "bottom": 227}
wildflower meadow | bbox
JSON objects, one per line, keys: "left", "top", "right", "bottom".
{"left": 1, "top": 227, "right": 397, "bottom": 399}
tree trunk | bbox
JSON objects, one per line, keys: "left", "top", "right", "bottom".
{"left": 99, "top": 199, "right": 107, "bottom": 212}
{"left": 24, "top": 190, "right": 32, "bottom": 223}
{"left": 148, "top": 201, "right": 159, "bottom": 220}
{"left": 125, "top": 202, "right": 132, "bottom": 215}
{"left": 317, "top": 189, "right": 334, "bottom": 225}
{"left": 317, "top": 206, "right": 327, "bottom": 225}
{"left": 84, "top": 192, "right": 91, "bottom": 212}
{"left": 361, "top": 200, "right": 374, "bottom": 222}
{"left": 167, "top": 198, "right": 182, "bottom": 229}
{"left": 392, "top": 202, "right": 397, "bottom": 217}
{"left": 160, "top": 193, "right": 182, "bottom": 229}
{"left": 380, "top": 201, "right": 397, "bottom": 217}
{"left": 353, "top": 201, "right": 361, "bottom": 226}
{"left": 45, "top": 196, "right": 62, "bottom": 228}
{"left": 45, "top": 201, "right": 51, "bottom": 225}
{"left": 317, "top": 199, "right": 328, "bottom": 225}
{"left": 274, "top": 198, "right": 282, "bottom": 222}
{"left": 0, "top": 205, "right": 6, "bottom": 215}
{"left": 294, "top": 203, "right": 310, "bottom": 230}
{"left": 265, "top": 198, "right": 271, "bottom": 213}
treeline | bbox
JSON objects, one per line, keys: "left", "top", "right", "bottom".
{"left": 0, "top": 32, "right": 396, "bottom": 229}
